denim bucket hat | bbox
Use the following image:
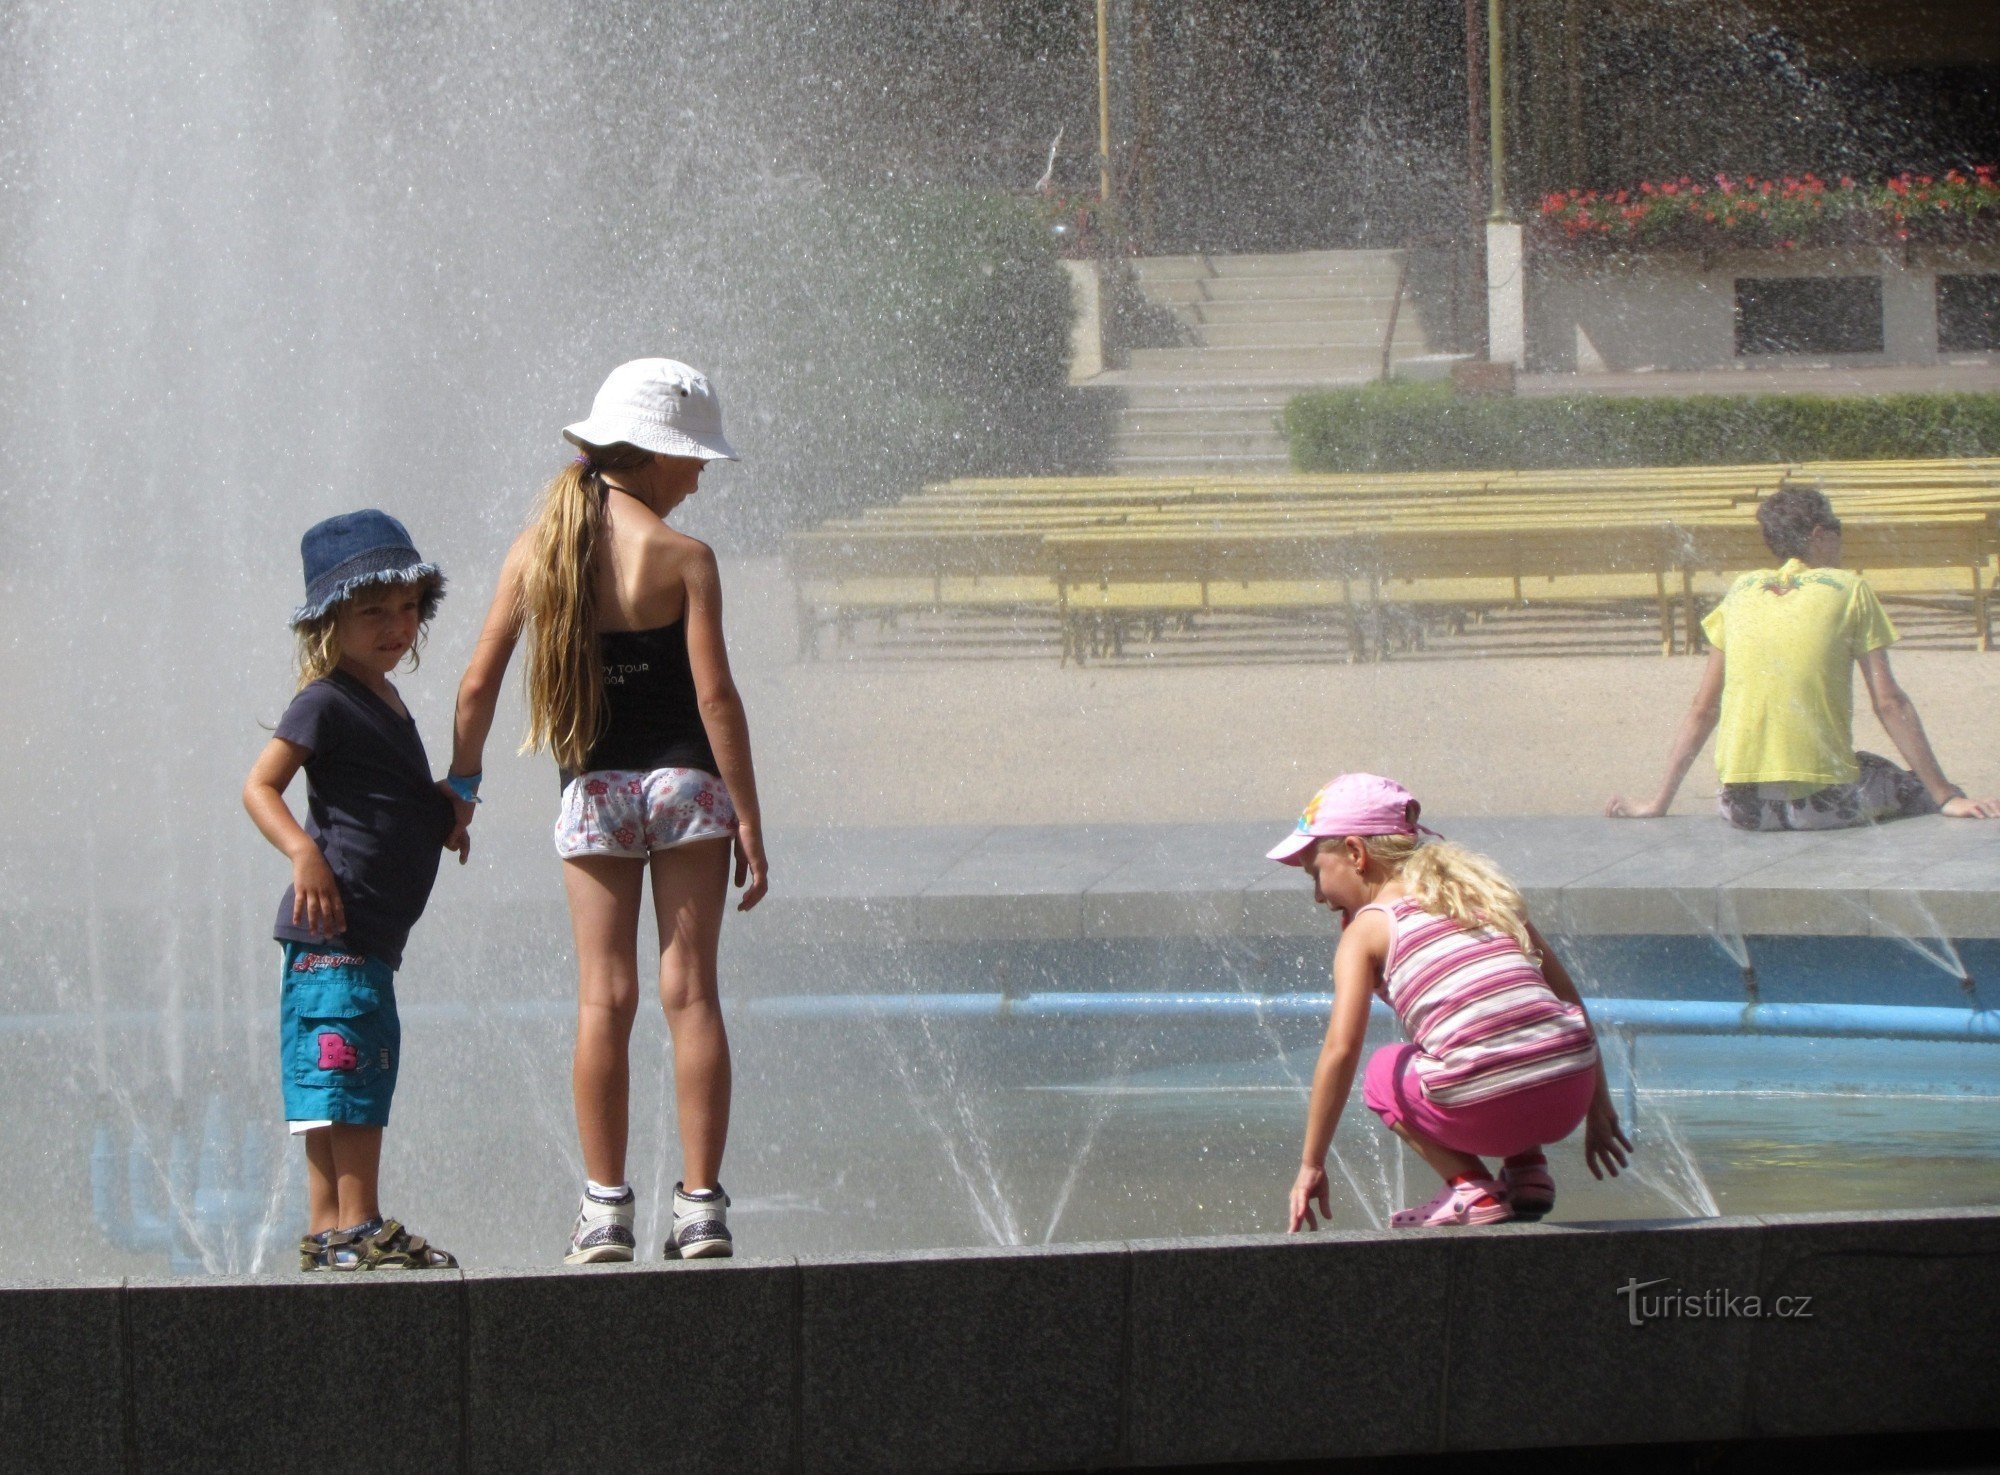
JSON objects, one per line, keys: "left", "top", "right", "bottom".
{"left": 291, "top": 510, "right": 445, "bottom": 627}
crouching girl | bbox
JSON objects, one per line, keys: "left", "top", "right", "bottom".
{"left": 1274, "top": 775, "right": 1631, "bottom": 1230}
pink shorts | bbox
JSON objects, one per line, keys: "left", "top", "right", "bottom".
{"left": 1362, "top": 1043, "right": 1595, "bottom": 1159}
{"left": 554, "top": 768, "right": 736, "bottom": 860}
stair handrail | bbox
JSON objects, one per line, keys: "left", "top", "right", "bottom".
{"left": 1379, "top": 251, "right": 1411, "bottom": 382}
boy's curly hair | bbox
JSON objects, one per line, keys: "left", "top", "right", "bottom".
{"left": 1757, "top": 486, "right": 1840, "bottom": 562}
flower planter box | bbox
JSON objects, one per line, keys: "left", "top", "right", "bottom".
{"left": 1529, "top": 243, "right": 2000, "bottom": 374}
{"left": 1534, "top": 170, "right": 2000, "bottom": 256}
{"left": 1524, "top": 170, "right": 2000, "bottom": 374}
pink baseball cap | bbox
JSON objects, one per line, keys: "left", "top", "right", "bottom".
{"left": 1265, "top": 773, "right": 1437, "bottom": 865}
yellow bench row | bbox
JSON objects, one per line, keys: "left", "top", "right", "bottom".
{"left": 790, "top": 514, "right": 1996, "bottom": 662}
{"left": 829, "top": 484, "right": 1783, "bottom": 534}
{"left": 918, "top": 460, "right": 2000, "bottom": 503}
{"left": 789, "top": 461, "right": 2000, "bottom": 662}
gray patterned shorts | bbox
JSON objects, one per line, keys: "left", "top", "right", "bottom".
{"left": 1718, "top": 751, "right": 1938, "bottom": 832}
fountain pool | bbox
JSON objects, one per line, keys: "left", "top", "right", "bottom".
{"left": 17, "top": 926, "right": 1997, "bottom": 1279}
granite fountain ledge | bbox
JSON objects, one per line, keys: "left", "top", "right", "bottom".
{"left": 5, "top": 1207, "right": 1994, "bottom": 1474}
{"left": 743, "top": 815, "right": 2000, "bottom": 944}
{"left": 9, "top": 817, "right": 1990, "bottom": 951}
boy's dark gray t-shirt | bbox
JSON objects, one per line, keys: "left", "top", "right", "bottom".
{"left": 270, "top": 669, "right": 452, "bottom": 969}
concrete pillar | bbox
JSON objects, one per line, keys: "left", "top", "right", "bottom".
{"left": 1880, "top": 260, "right": 1938, "bottom": 364}
{"left": 1486, "top": 220, "right": 1526, "bottom": 368}
{"left": 1062, "top": 260, "right": 1105, "bottom": 382}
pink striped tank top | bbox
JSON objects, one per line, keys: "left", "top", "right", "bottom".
{"left": 1355, "top": 898, "right": 1597, "bottom": 1106}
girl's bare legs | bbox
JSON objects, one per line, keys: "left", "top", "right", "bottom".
{"left": 302, "top": 1125, "right": 383, "bottom": 1232}
{"left": 1388, "top": 1118, "right": 1489, "bottom": 1185}
{"left": 564, "top": 855, "right": 648, "bottom": 1185}
{"left": 649, "top": 838, "right": 732, "bottom": 1190}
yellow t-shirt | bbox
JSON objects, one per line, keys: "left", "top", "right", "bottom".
{"left": 1700, "top": 560, "right": 1897, "bottom": 792}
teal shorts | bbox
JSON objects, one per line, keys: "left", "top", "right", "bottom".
{"left": 277, "top": 942, "right": 399, "bottom": 1129}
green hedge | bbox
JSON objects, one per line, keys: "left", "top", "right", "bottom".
{"left": 611, "top": 184, "right": 1102, "bottom": 545}
{"left": 1283, "top": 381, "right": 2000, "bottom": 473}
{"left": 701, "top": 188, "right": 1095, "bottom": 538}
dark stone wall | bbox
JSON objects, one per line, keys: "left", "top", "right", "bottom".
{"left": 5, "top": 1208, "right": 1995, "bottom": 1474}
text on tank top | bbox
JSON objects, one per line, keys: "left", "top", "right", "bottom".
{"left": 571, "top": 616, "right": 719, "bottom": 779}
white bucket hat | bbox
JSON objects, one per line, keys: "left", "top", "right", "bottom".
{"left": 563, "top": 358, "right": 739, "bottom": 462}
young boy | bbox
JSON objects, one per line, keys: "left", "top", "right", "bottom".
{"left": 243, "top": 509, "right": 469, "bottom": 1270}
{"left": 1608, "top": 486, "right": 1999, "bottom": 828}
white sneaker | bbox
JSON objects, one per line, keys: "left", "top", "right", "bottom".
{"left": 564, "top": 1186, "right": 636, "bottom": 1264}
{"left": 666, "top": 1182, "right": 733, "bottom": 1259}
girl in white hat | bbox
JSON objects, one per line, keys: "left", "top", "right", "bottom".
{"left": 446, "top": 359, "right": 768, "bottom": 1263}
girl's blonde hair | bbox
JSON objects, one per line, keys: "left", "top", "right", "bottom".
{"left": 1358, "top": 834, "right": 1533, "bottom": 953}
{"left": 517, "top": 444, "right": 652, "bottom": 772}
{"left": 292, "top": 576, "right": 439, "bottom": 690}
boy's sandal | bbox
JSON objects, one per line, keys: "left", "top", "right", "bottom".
{"left": 323, "top": 1228, "right": 369, "bottom": 1271}
{"left": 325, "top": 1219, "right": 459, "bottom": 1270}
{"left": 299, "top": 1233, "right": 332, "bottom": 1272}
{"left": 360, "top": 1219, "right": 459, "bottom": 1269}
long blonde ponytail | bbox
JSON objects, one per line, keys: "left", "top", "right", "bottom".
{"left": 518, "top": 445, "right": 650, "bottom": 772}
{"left": 1362, "top": 835, "right": 1533, "bottom": 953}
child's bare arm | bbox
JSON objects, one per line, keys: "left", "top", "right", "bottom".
{"left": 1527, "top": 919, "right": 1589, "bottom": 1012}
{"left": 1289, "top": 912, "right": 1385, "bottom": 1231}
{"left": 1859, "top": 648, "right": 1999, "bottom": 816}
{"left": 1607, "top": 647, "right": 1724, "bottom": 818}
{"left": 449, "top": 536, "right": 529, "bottom": 790}
{"left": 1526, "top": 919, "right": 1632, "bottom": 1180}
{"left": 684, "top": 543, "right": 768, "bottom": 911}
{"left": 244, "top": 738, "right": 345, "bottom": 940}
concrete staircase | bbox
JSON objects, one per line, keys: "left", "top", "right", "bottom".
{"left": 1094, "top": 249, "right": 1432, "bottom": 477}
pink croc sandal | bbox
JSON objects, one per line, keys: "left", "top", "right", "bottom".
{"left": 1390, "top": 1176, "right": 1513, "bottom": 1228}
{"left": 1500, "top": 1153, "right": 1555, "bottom": 1221}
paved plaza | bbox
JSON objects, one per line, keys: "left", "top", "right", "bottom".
{"left": 748, "top": 814, "right": 2000, "bottom": 944}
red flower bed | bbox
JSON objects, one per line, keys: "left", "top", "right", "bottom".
{"left": 1534, "top": 166, "right": 2000, "bottom": 252}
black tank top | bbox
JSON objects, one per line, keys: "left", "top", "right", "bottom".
{"left": 572, "top": 617, "right": 719, "bottom": 779}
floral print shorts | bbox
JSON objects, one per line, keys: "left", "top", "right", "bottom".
{"left": 554, "top": 768, "right": 737, "bottom": 860}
